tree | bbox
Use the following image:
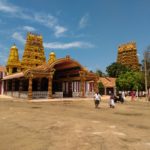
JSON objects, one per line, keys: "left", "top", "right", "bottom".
{"left": 95, "top": 69, "right": 105, "bottom": 77}
{"left": 98, "top": 82, "right": 104, "bottom": 95}
{"left": 116, "top": 71, "right": 145, "bottom": 91}
{"left": 106, "top": 62, "right": 131, "bottom": 78}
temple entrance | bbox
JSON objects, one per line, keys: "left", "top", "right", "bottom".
{"left": 52, "top": 81, "right": 62, "bottom": 94}
{"left": 61, "top": 81, "right": 72, "bottom": 97}
{"left": 52, "top": 61, "right": 82, "bottom": 98}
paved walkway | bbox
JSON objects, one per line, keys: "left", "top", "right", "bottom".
{"left": 0, "top": 94, "right": 110, "bottom": 102}
{"left": 0, "top": 94, "right": 147, "bottom": 102}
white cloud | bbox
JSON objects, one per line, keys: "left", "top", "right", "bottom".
{"left": 0, "top": 0, "right": 20, "bottom": 13}
{"left": 12, "top": 32, "right": 25, "bottom": 44}
{"left": 34, "top": 13, "right": 57, "bottom": 28}
{"left": 23, "top": 26, "right": 36, "bottom": 32}
{"left": 44, "top": 41, "right": 94, "bottom": 49}
{"left": 11, "top": 32, "right": 94, "bottom": 50}
{"left": 34, "top": 13, "right": 67, "bottom": 37}
{"left": 54, "top": 25, "right": 67, "bottom": 37}
{"left": 0, "top": 1, "right": 67, "bottom": 37}
{"left": 79, "top": 14, "right": 89, "bottom": 28}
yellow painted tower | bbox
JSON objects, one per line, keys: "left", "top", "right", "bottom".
{"left": 6, "top": 44, "right": 21, "bottom": 74}
{"left": 117, "top": 42, "right": 139, "bottom": 71}
{"left": 21, "top": 33, "right": 46, "bottom": 71}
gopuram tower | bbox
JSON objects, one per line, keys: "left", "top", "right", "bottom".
{"left": 117, "top": 42, "right": 139, "bottom": 71}
{"left": 6, "top": 44, "right": 21, "bottom": 74}
{"left": 21, "top": 33, "right": 46, "bottom": 71}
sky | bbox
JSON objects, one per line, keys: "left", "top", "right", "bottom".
{"left": 0, "top": 0, "right": 150, "bottom": 72}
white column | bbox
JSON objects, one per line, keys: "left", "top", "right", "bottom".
{"left": 77, "top": 81, "right": 79, "bottom": 92}
{"left": 75, "top": 81, "right": 77, "bottom": 92}
{"left": 87, "top": 81, "right": 90, "bottom": 92}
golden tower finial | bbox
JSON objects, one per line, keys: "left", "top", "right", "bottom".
{"left": 48, "top": 51, "right": 56, "bottom": 63}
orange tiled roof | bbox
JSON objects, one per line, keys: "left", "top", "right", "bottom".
{"left": 98, "top": 77, "right": 116, "bottom": 87}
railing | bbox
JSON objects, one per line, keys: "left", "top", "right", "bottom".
{"left": 4, "top": 91, "right": 95, "bottom": 99}
{"left": 20, "top": 91, "right": 28, "bottom": 99}
{"left": 13, "top": 91, "right": 19, "bottom": 97}
{"left": 85, "top": 91, "right": 95, "bottom": 98}
{"left": 5, "top": 91, "right": 11, "bottom": 96}
{"left": 32, "top": 91, "right": 48, "bottom": 99}
{"left": 53, "top": 92, "right": 63, "bottom": 98}
{"left": 73, "top": 92, "right": 82, "bottom": 97}
{"left": 4, "top": 91, "right": 28, "bottom": 99}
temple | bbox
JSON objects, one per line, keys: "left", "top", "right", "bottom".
{"left": 117, "top": 42, "right": 139, "bottom": 71}
{"left": 3, "top": 33, "right": 98, "bottom": 99}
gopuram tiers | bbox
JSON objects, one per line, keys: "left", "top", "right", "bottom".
{"left": 6, "top": 44, "right": 21, "bottom": 74}
{"left": 21, "top": 33, "right": 46, "bottom": 71}
{"left": 117, "top": 42, "right": 139, "bottom": 71}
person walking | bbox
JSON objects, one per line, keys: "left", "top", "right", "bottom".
{"left": 94, "top": 92, "right": 101, "bottom": 108}
{"left": 121, "top": 91, "right": 125, "bottom": 103}
{"left": 109, "top": 93, "right": 115, "bottom": 108}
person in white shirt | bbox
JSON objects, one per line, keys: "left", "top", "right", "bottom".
{"left": 94, "top": 92, "right": 101, "bottom": 108}
{"left": 109, "top": 93, "right": 115, "bottom": 108}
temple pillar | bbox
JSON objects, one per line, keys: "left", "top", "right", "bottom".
{"left": 81, "top": 79, "right": 85, "bottom": 97}
{"left": 47, "top": 70, "right": 55, "bottom": 99}
{"left": 48, "top": 77, "right": 52, "bottom": 99}
{"left": 19, "top": 79, "right": 23, "bottom": 98}
{"left": 79, "top": 71, "right": 86, "bottom": 97}
{"left": 28, "top": 77, "right": 32, "bottom": 100}
{"left": 11, "top": 79, "right": 15, "bottom": 96}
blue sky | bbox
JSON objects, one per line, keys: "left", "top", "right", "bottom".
{"left": 0, "top": 0, "right": 150, "bottom": 72}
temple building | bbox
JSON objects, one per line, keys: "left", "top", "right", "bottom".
{"left": 117, "top": 42, "right": 139, "bottom": 71}
{"left": 2, "top": 33, "right": 98, "bottom": 99}
{"left": 98, "top": 77, "right": 116, "bottom": 95}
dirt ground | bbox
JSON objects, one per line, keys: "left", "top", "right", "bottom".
{"left": 0, "top": 96, "right": 150, "bottom": 150}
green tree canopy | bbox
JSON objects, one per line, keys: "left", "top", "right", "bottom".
{"left": 95, "top": 69, "right": 105, "bottom": 77}
{"left": 98, "top": 82, "right": 104, "bottom": 95}
{"left": 116, "top": 71, "right": 145, "bottom": 91}
{"left": 106, "top": 62, "right": 131, "bottom": 77}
